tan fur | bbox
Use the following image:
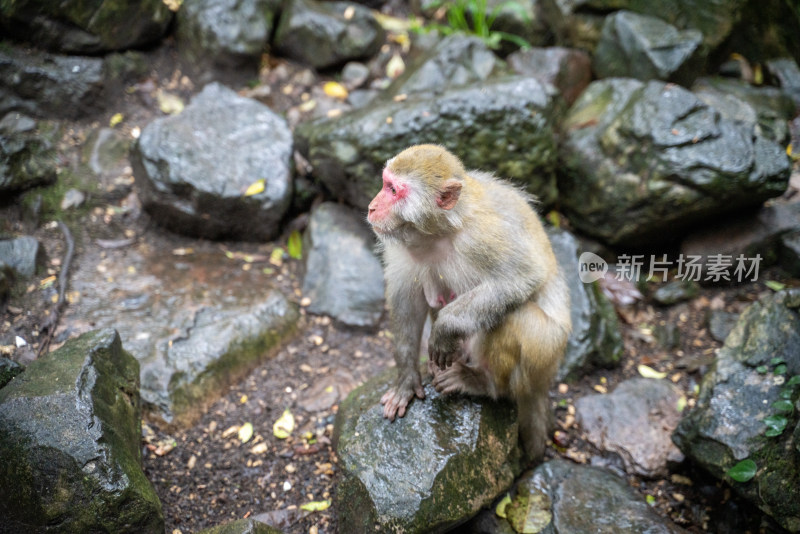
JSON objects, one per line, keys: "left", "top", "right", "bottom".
{"left": 368, "top": 145, "right": 571, "bottom": 462}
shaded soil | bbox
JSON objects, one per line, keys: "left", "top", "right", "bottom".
{"left": 2, "top": 35, "right": 799, "bottom": 534}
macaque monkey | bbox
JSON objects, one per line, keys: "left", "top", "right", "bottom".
{"left": 367, "top": 144, "right": 571, "bottom": 461}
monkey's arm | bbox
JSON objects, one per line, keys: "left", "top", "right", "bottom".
{"left": 429, "top": 268, "right": 543, "bottom": 368}
{"left": 381, "top": 279, "right": 428, "bottom": 420}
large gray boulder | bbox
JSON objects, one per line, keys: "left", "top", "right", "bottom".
{"left": 295, "top": 76, "right": 562, "bottom": 210}
{"left": 559, "top": 79, "right": 791, "bottom": 246}
{"left": 302, "top": 202, "right": 385, "bottom": 327}
{"left": 273, "top": 0, "right": 384, "bottom": 69}
{"left": 468, "top": 459, "right": 687, "bottom": 533}
{"left": 0, "top": 47, "right": 105, "bottom": 119}
{"left": 0, "top": 329, "right": 164, "bottom": 533}
{"left": 334, "top": 369, "right": 522, "bottom": 533}
{"left": 132, "top": 82, "right": 294, "bottom": 241}
{"left": 508, "top": 46, "right": 592, "bottom": 106}
{"left": 673, "top": 289, "right": 800, "bottom": 532}
{"left": 0, "top": 114, "right": 60, "bottom": 195}
{"left": 0, "top": 236, "right": 45, "bottom": 278}
{"left": 575, "top": 378, "right": 684, "bottom": 477}
{"left": 177, "top": 0, "right": 281, "bottom": 70}
{"left": 0, "top": 0, "right": 172, "bottom": 54}
{"left": 549, "top": 229, "right": 623, "bottom": 381}
{"left": 62, "top": 244, "right": 300, "bottom": 428}
{"left": 384, "top": 34, "right": 504, "bottom": 99}
{"left": 592, "top": 11, "right": 705, "bottom": 85}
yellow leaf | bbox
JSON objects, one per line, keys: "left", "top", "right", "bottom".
{"left": 270, "top": 247, "right": 284, "bottom": 267}
{"left": 299, "top": 99, "right": 317, "bottom": 112}
{"left": 244, "top": 179, "right": 265, "bottom": 196}
{"left": 372, "top": 12, "right": 413, "bottom": 32}
{"left": 386, "top": 53, "right": 405, "bottom": 79}
{"left": 172, "top": 247, "right": 194, "bottom": 256}
{"left": 251, "top": 442, "right": 268, "bottom": 454}
{"left": 324, "top": 81, "right": 349, "bottom": 99}
{"left": 638, "top": 364, "right": 667, "bottom": 380}
{"left": 238, "top": 422, "right": 254, "bottom": 443}
{"left": 157, "top": 89, "right": 184, "bottom": 115}
{"left": 495, "top": 494, "right": 512, "bottom": 518}
{"left": 300, "top": 500, "right": 331, "bottom": 512}
{"left": 240, "top": 394, "right": 248, "bottom": 404}
{"left": 109, "top": 113, "right": 124, "bottom": 127}
{"left": 273, "top": 409, "right": 295, "bottom": 439}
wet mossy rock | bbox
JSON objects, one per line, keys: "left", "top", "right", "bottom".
{"left": 0, "top": 0, "right": 172, "bottom": 54}
{"left": 0, "top": 114, "right": 60, "bottom": 194}
{"left": 132, "top": 82, "right": 294, "bottom": 241}
{"left": 296, "top": 76, "right": 561, "bottom": 210}
{"left": 334, "top": 369, "right": 522, "bottom": 533}
{"left": 504, "top": 459, "right": 687, "bottom": 533}
{"left": 177, "top": 0, "right": 282, "bottom": 70}
{"left": 673, "top": 289, "right": 800, "bottom": 532}
{"left": 548, "top": 229, "right": 623, "bottom": 381}
{"left": 559, "top": 79, "right": 791, "bottom": 246}
{"left": 273, "top": 0, "right": 384, "bottom": 69}
{"left": 197, "top": 518, "right": 284, "bottom": 534}
{"left": 0, "top": 329, "right": 164, "bottom": 533}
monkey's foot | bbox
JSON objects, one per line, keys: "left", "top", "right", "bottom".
{"left": 432, "top": 361, "right": 495, "bottom": 397}
{"left": 380, "top": 380, "right": 425, "bottom": 421}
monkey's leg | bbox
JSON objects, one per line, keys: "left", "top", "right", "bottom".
{"left": 431, "top": 360, "right": 499, "bottom": 397}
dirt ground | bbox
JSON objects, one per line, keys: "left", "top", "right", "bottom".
{"left": 2, "top": 37, "right": 798, "bottom": 534}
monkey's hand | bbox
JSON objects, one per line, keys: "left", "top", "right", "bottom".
{"left": 428, "top": 325, "right": 461, "bottom": 369}
{"left": 380, "top": 370, "right": 425, "bottom": 421}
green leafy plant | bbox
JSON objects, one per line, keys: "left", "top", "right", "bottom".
{"left": 727, "top": 459, "right": 757, "bottom": 482}
{"left": 417, "top": 0, "right": 532, "bottom": 50}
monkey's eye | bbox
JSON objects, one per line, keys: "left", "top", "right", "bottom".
{"left": 389, "top": 184, "right": 397, "bottom": 195}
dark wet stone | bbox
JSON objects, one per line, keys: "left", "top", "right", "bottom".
{"left": 508, "top": 46, "right": 591, "bottom": 106}
{"left": 693, "top": 77, "right": 796, "bottom": 144}
{"left": 82, "top": 127, "right": 132, "bottom": 179}
{"left": 334, "top": 369, "right": 522, "bottom": 533}
{"left": 0, "top": 357, "right": 23, "bottom": 389}
{"left": 559, "top": 79, "right": 791, "bottom": 246}
{"left": 273, "top": 0, "right": 384, "bottom": 69}
{"left": 576, "top": 378, "right": 684, "bottom": 477}
{"left": 177, "top": 0, "right": 280, "bottom": 71}
{"left": 652, "top": 280, "right": 700, "bottom": 306}
{"left": 0, "top": 329, "right": 164, "bottom": 533}
{"left": 385, "top": 34, "right": 504, "bottom": 99}
{"left": 0, "top": 0, "right": 172, "bottom": 54}
{"left": 0, "top": 114, "right": 60, "bottom": 194}
{"left": 132, "top": 82, "right": 293, "bottom": 241}
{"left": 197, "top": 518, "right": 284, "bottom": 534}
{"left": 548, "top": 229, "right": 623, "bottom": 380}
{"left": 707, "top": 310, "right": 739, "bottom": 343}
{"left": 502, "top": 459, "right": 687, "bottom": 533}
{"left": 780, "top": 230, "right": 800, "bottom": 277}
{"left": 593, "top": 11, "right": 705, "bottom": 85}
{"left": 0, "top": 47, "right": 105, "bottom": 119}
{"left": 673, "top": 289, "right": 800, "bottom": 532}
{"left": 62, "top": 242, "right": 300, "bottom": 428}
{"left": 766, "top": 57, "right": 800, "bottom": 107}
{"left": 681, "top": 202, "right": 800, "bottom": 276}
{"left": 0, "top": 236, "right": 45, "bottom": 278}
{"left": 296, "top": 76, "right": 561, "bottom": 210}
{"left": 302, "top": 202, "right": 384, "bottom": 327}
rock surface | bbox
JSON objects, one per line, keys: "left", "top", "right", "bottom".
{"left": 549, "top": 229, "right": 624, "bottom": 380}
{"left": 0, "top": 236, "right": 45, "bottom": 278}
{"left": 576, "top": 378, "right": 685, "bottom": 477}
{"left": 0, "top": 114, "right": 60, "bottom": 194}
{"left": 62, "top": 242, "right": 299, "bottom": 428}
{"left": 334, "top": 369, "right": 522, "bottom": 533}
{"left": 296, "top": 76, "right": 561, "bottom": 210}
{"left": 593, "top": 11, "right": 705, "bottom": 85}
{"left": 0, "top": 329, "right": 164, "bottom": 533}
{"left": 508, "top": 46, "right": 592, "bottom": 106}
{"left": 132, "top": 82, "right": 294, "bottom": 241}
{"left": 177, "top": 0, "right": 281, "bottom": 69}
{"left": 559, "top": 79, "right": 791, "bottom": 246}
{"left": 273, "top": 0, "right": 384, "bottom": 69}
{"left": 197, "top": 518, "right": 284, "bottom": 534}
{"left": 0, "top": 0, "right": 172, "bottom": 54}
{"left": 0, "top": 48, "right": 104, "bottom": 119}
{"left": 673, "top": 289, "right": 800, "bottom": 532}
{"left": 302, "top": 202, "right": 384, "bottom": 328}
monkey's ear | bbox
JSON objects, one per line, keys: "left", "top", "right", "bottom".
{"left": 436, "top": 180, "right": 462, "bottom": 210}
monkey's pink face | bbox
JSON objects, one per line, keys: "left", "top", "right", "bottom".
{"left": 367, "top": 168, "right": 409, "bottom": 233}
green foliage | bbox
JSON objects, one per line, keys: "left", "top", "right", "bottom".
{"left": 287, "top": 230, "right": 303, "bottom": 260}
{"left": 755, "top": 356, "right": 799, "bottom": 439}
{"left": 416, "top": 0, "right": 532, "bottom": 50}
{"left": 727, "top": 459, "right": 757, "bottom": 482}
